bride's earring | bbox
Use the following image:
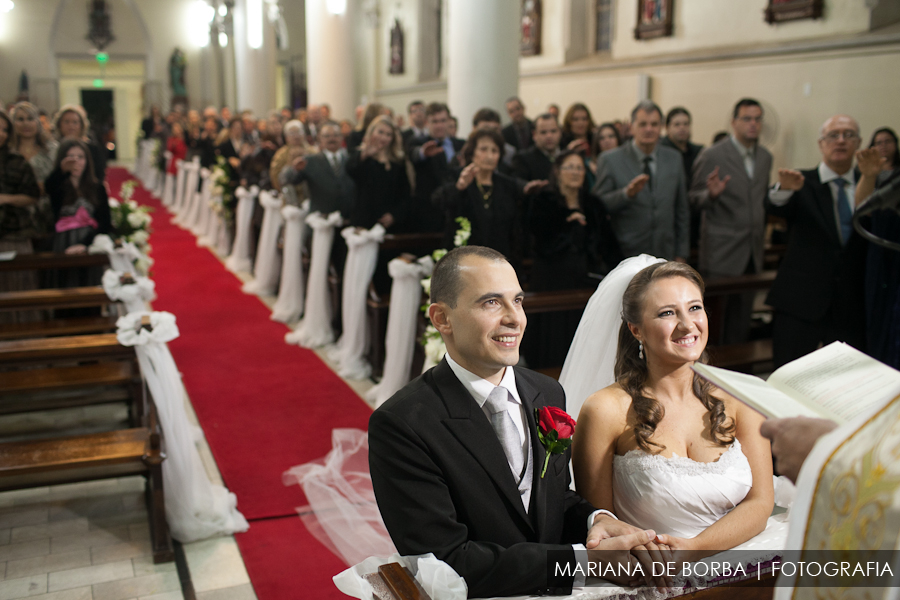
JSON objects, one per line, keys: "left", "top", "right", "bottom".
{"left": 638, "top": 342, "right": 644, "bottom": 360}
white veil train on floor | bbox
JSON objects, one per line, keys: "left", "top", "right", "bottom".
{"left": 558, "top": 254, "right": 666, "bottom": 423}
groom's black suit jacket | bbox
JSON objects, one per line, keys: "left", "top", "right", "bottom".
{"left": 369, "top": 358, "right": 597, "bottom": 598}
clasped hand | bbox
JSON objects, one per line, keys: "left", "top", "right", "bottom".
{"left": 586, "top": 515, "right": 673, "bottom": 591}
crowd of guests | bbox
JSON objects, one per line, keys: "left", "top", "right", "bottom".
{"left": 2, "top": 94, "right": 897, "bottom": 370}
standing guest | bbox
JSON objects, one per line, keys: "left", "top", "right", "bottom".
{"left": 141, "top": 105, "right": 162, "bottom": 139}
{"left": 472, "top": 108, "right": 516, "bottom": 174}
{"left": 689, "top": 98, "right": 772, "bottom": 344}
{"left": 220, "top": 107, "right": 233, "bottom": 129}
{"left": 766, "top": 114, "right": 867, "bottom": 367}
{"left": 241, "top": 111, "right": 259, "bottom": 146}
{"left": 196, "top": 117, "right": 220, "bottom": 169}
{"left": 447, "top": 115, "right": 459, "bottom": 139}
{"left": 338, "top": 120, "right": 354, "bottom": 146}
{"left": 436, "top": 128, "right": 543, "bottom": 267}
{"left": 320, "top": 104, "right": 331, "bottom": 121}
{"left": 45, "top": 139, "right": 110, "bottom": 255}
{"left": 593, "top": 100, "right": 689, "bottom": 261}
{"left": 279, "top": 106, "right": 293, "bottom": 124}
{"left": 203, "top": 106, "right": 220, "bottom": 121}
{"left": 269, "top": 120, "right": 309, "bottom": 200}
{"left": 166, "top": 122, "right": 188, "bottom": 179}
{"left": 348, "top": 102, "right": 386, "bottom": 152}
{"left": 855, "top": 129, "right": 900, "bottom": 368}
{"left": 560, "top": 103, "right": 596, "bottom": 158}
{"left": 513, "top": 113, "right": 561, "bottom": 182}
{"left": 525, "top": 150, "right": 622, "bottom": 367}
{"left": 547, "top": 103, "right": 561, "bottom": 121}
{"left": 39, "top": 109, "right": 52, "bottom": 136}
{"left": 593, "top": 122, "right": 622, "bottom": 157}
{"left": 346, "top": 115, "right": 409, "bottom": 231}
{"left": 306, "top": 105, "right": 324, "bottom": 141}
{"left": 56, "top": 105, "right": 107, "bottom": 183}
{"left": 502, "top": 96, "right": 534, "bottom": 151}
{"left": 407, "top": 103, "right": 465, "bottom": 232}
{"left": 12, "top": 102, "right": 57, "bottom": 240}
{"left": 283, "top": 122, "right": 354, "bottom": 218}
{"left": 402, "top": 100, "right": 428, "bottom": 147}
{"left": 660, "top": 107, "right": 703, "bottom": 179}
{"left": 0, "top": 108, "right": 41, "bottom": 309}
{"left": 216, "top": 118, "right": 244, "bottom": 169}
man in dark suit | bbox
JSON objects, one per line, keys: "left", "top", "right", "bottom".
{"left": 282, "top": 121, "right": 355, "bottom": 218}
{"left": 690, "top": 98, "right": 772, "bottom": 344}
{"left": 503, "top": 96, "right": 535, "bottom": 151}
{"left": 593, "top": 101, "right": 689, "bottom": 260}
{"left": 401, "top": 100, "right": 428, "bottom": 149}
{"left": 407, "top": 102, "right": 465, "bottom": 232}
{"left": 765, "top": 114, "right": 867, "bottom": 367}
{"left": 370, "top": 246, "right": 657, "bottom": 598}
{"left": 512, "top": 113, "right": 560, "bottom": 182}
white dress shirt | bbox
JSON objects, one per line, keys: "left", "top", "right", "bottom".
{"left": 768, "top": 163, "right": 856, "bottom": 240}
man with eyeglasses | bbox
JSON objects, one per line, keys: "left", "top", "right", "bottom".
{"left": 689, "top": 98, "right": 772, "bottom": 344}
{"left": 765, "top": 114, "right": 868, "bottom": 367}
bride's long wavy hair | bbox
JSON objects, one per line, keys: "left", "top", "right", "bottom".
{"left": 614, "top": 262, "right": 735, "bottom": 453}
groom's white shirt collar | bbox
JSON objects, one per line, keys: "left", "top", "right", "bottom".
{"left": 445, "top": 353, "right": 526, "bottom": 445}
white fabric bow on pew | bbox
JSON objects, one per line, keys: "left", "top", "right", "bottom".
{"left": 175, "top": 158, "right": 200, "bottom": 228}
{"left": 226, "top": 185, "right": 259, "bottom": 273}
{"left": 329, "top": 224, "right": 385, "bottom": 380}
{"left": 271, "top": 199, "right": 310, "bottom": 323}
{"left": 242, "top": 190, "right": 284, "bottom": 296}
{"left": 366, "top": 256, "right": 433, "bottom": 407}
{"left": 101, "top": 269, "right": 156, "bottom": 314}
{"left": 161, "top": 151, "right": 175, "bottom": 207}
{"left": 193, "top": 168, "right": 213, "bottom": 240}
{"left": 285, "top": 210, "right": 343, "bottom": 348}
{"left": 116, "top": 311, "right": 249, "bottom": 543}
{"left": 89, "top": 234, "right": 154, "bottom": 276}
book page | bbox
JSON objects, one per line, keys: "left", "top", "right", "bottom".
{"left": 691, "top": 363, "right": 833, "bottom": 421}
{"left": 768, "top": 342, "right": 900, "bottom": 423}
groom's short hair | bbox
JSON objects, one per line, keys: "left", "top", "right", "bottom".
{"left": 430, "top": 246, "right": 508, "bottom": 308}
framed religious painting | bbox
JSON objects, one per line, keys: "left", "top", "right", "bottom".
{"left": 520, "top": 0, "right": 542, "bottom": 56}
{"left": 634, "top": 0, "right": 673, "bottom": 40}
{"left": 765, "top": 0, "right": 823, "bottom": 24}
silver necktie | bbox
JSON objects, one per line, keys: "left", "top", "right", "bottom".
{"left": 485, "top": 386, "right": 525, "bottom": 480}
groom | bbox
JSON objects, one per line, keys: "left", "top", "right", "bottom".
{"left": 369, "top": 246, "right": 656, "bottom": 597}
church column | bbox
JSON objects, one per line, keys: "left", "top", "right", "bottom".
{"left": 232, "top": 0, "right": 276, "bottom": 116}
{"left": 447, "top": 0, "right": 519, "bottom": 138}
{"left": 305, "top": 0, "right": 357, "bottom": 122}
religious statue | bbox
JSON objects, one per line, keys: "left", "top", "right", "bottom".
{"left": 169, "top": 48, "right": 188, "bottom": 105}
{"left": 520, "top": 0, "right": 542, "bottom": 56}
{"left": 389, "top": 19, "right": 404, "bottom": 75}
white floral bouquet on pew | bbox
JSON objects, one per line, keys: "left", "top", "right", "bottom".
{"left": 110, "top": 181, "right": 153, "bottom": 251}
{"left": 210, "top": 156, "right": 235, "bottom": 222}
{"left": 420, "top": 217, "right": 471, "bottom": 365}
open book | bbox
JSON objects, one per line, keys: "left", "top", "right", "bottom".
{"left": 692, "top": 342, "right": 900, "bottom": 424}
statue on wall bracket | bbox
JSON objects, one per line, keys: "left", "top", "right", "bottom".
{"left": 520, "top": 0, "right": 541, "bottom": 56}
{"left": 169, "top": 48, "right": 188, "bottom": 107}
{"left": 87, "top": 0, "right": 115, "bottom": 51}
{"left": 389, "top": 18, "right": 404, "bottom": 75}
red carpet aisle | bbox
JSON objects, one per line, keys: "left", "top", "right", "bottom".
{"left": 107, "top": 168, "right": 369, "bottom": 599}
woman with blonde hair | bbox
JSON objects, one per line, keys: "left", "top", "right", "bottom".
{"left": 54, "top": 104, "right": 106, "bottom": 182}
{"left": 12, "top": 102, "right": 58, "bottom": 240}
{"left": 345, "top": 115, "right": 408, "bottom": 231}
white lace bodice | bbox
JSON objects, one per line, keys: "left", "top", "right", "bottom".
{"left": 612, "top": 439, "right": 753, "bottom": 539}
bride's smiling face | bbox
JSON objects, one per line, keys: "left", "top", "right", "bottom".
{"left": 629, "top": 276, "right": 707, "bottom": 366}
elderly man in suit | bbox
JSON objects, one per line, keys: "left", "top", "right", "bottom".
{"left": 690, "top": 98, "right": 773, "bottom": 344}
{"left": 593, "top": 100, "right": 689, "bottom": 261}
{"left": 765, "top": 114, "right": 868, "bottom": 367}
{"left": 407, "top": 102, "right": 465, "bottom": 233}
{"left": 370, "top": 246, "right": 659, "bottom": 598}
{"left": 282, "top": 121, "right": 354, "bottom": 218}
{"left": 503, "top": 96, "right": 535, "bottom": 151}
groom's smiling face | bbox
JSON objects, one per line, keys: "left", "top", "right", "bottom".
{"left": 433, "top": 256, "right": 526, "bottom": 385}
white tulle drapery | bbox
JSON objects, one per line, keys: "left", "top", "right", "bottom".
{"left": 365, "top": 256, "right": 432, "bottom": 407}
{"left": 215, "top": 213, "right": 232, "bottom": 257}
{"left": 282, "top": 429, "right": 396, "bottom": 567}
{"left": 176, "top": 158, "right": 200, "bottom": 227}
{"left": 285, "top": 211, "right": 343, "bottom": 348}
{"left": 329, "top": 224, "right": 385, "bottom": 380}
{"left": 152, "top": 164, "right": 165, "bottom": 199}
{"left": 172, "top": 160, "right": 187, "bottom": 214}
{"left": 162, "top": 172, "right": 175, "bottom": 208}
{"left": 192, "top": 169, "right": 212, "bottom": 239}
{"left": 559, "top": 255, "right": 665, "bottom": 422}
{"left": 101, "top": 269, "right": 156, "bottom": 314}
{"left": 134, "top": 140, "right": 154, "bottom": 182}
{"left": 271, "top": 201, "right": 310, "bottom": 323}
{"left": 242, "top": 191, "right": 284, "bottom": 296}
{"left": 225, "top": 186, "right": 258, "bottom": 273}
{"left": 115, "top": 312, "right": 249, "bottom": 542}
{"left": 88, "top": 235, "right": 154, "bottom": 276}
{"left": 198, "top": 184, "right": 220, "bottom": 249}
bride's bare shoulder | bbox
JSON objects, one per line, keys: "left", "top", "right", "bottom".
{"left": 577, "top": 383, "right": 631, "bottom": 424}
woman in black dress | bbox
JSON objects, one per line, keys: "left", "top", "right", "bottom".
{"left": 345, "top": 115, "right": 409, "bottom": 230}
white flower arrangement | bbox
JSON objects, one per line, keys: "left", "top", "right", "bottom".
{"left": 110, "top": 183, "right": 153, "bottom": 252}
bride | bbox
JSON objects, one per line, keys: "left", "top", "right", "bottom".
{"left": 566, "top": 258, "right": 775, "bottom": 561}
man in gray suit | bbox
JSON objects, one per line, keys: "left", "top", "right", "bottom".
{"left": 593, "top": 100, "right": 689, "bottom": 261}
{"left": 282, "top": 121, "right": 355, "bottom": 218}
{"left": 689, "top": 98, "right": 772, "bottom": 343}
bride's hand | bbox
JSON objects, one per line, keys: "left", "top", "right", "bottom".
{"left": 588, "top": 516, "right": 672, "bottom": 591}
{"left": 653, "top": 533, "right": 699, "bottom": 563}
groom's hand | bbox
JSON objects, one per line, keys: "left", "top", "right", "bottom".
{"left": 586, "top": 529, "right": 657, "bottom": 587}
{"left": 587, "top": 518, "right": 672, "bottom": 591}
{"left": 586, "top": 514, "right": 643, "bottom": 547}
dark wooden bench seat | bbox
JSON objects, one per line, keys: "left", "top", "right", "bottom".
{"left": 708, "top": 339, "right": 774, "bottom": 373}
{"left": 0, "top": 253, "right": 109, "bottom": 272}
{"left": 0, "top": 315, "right": 119, "bottom": 341}
{"left": 0, "top": 333, "right": 130, "bottom": 369}
{"left": 0, "top": 287, "right": 111, "bottom": 312}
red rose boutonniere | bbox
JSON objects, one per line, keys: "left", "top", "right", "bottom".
{"left": 535, "top": 406, "right": 576, "bottom": 478}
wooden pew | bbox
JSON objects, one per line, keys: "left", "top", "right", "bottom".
{"left": 0, "top": 252, "right": 109, "bottom": 272}
{"left": 0, "top": 333, "right": 132, "bottom": 370}
{"left": 0, "top": 286, "right": 111, "bottom": 312}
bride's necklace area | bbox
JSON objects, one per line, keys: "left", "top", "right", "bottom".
{"left": 475, "top": 179, "right": 493, "bottom": 209}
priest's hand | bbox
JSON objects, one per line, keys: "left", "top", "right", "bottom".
{"left": 760, "top": 417, "right": 838, "bottom": 483}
